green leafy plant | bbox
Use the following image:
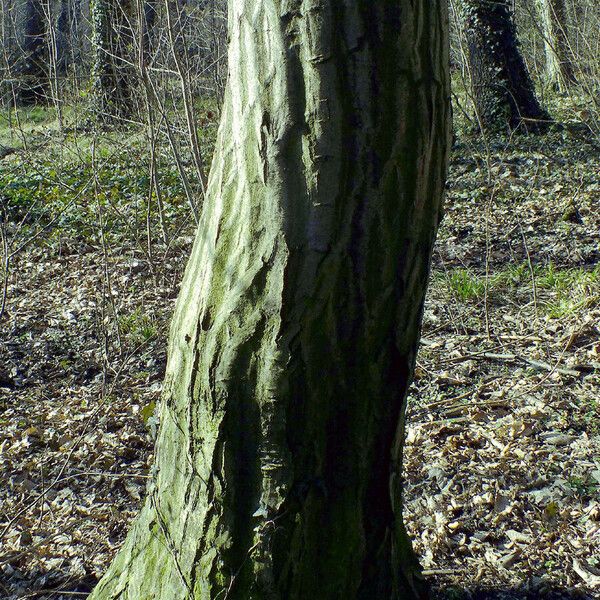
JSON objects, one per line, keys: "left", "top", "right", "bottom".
{"left": 447, "top": 269, "right": 486, "bottom": 301}
{"left": 567, "top": 475, "right": 599, "bottom": 499}
{"left": 119, "top": 309, "right": 157, "bottom": 346}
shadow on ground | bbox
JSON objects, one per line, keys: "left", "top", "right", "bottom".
{"left": 0, "top": 572, "right": 97, "bottom": 599}
{"left": 1, "top": 573, "right": 595, "bottom": 600}
{"left": 433, "top": 584, "right": 594, "bottom": 600}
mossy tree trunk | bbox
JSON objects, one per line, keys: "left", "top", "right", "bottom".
{"left": 537, "top": 0, "right": 576, "bottom": 90}
{"left": 460, "top": 0, "right": 550, "bottom": 131}
{"left": 90, "top": 0, "right": 136, "bottom": 121}
{"left": 90, "top": 1, "right": 451, "bottom": 599}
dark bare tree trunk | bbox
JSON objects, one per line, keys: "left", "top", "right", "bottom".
{"left": 461, "top": 0, "right": 550, "bottom": 131}
{"left": 89, "top": 1, "right": 451, "bottom": 598}
{"left": 17, "top": 0, "right": 48, "bottom": 105}
{"left": 141, "top": 0, "right": 157, "bottom": 62}
{"left": 537, "top": 0, "right": 577, "bottom": 90}
{"left": 53, "top": 0, "right": 71, "bottom": 75}
{"left": 0, "top": 0, "right": 17, "bottom": 106}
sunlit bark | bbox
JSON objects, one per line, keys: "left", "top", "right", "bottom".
{"left": 90, "top": 1, "right": 451, "bottom": 598}
{"left": 537, "top": 0, "right": 576, "bottom": 90}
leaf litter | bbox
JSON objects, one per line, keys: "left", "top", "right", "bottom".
{"left": 0, "top": 128, "right": 598, "bottom": 599}
{"left": 405, "top": 130, "right": 599, "bottom": 599}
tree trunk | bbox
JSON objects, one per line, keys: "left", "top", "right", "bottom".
{"left": 16, "top": 0, "right": 48, "bottom": 105}
{"left": 460, "top": 0, "right": 550, "bottom": 131}
{"left": 537, "top": 0, "right": 576, "bottom": 90}
{"left": 90, "top": 0, "right": 136, "bottom": 120}
{"left": 141, "top": 0, "right": 157, "bottom": 64}
{"left": 53, "top": 0, "right": 71, "bottom": 76}
{"left": 1, "top": 0, "right": 16, "bottom": 106}
{"left": 70, "top": 0, "right": 90, "bottom": 72}
{"left": 90, "top": 1, "right": 451, "bottom": 599}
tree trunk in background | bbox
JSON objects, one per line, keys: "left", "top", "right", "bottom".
{"left": 17, "top": 0, "right": 48, "bottom": 105}
{"left": 90, "top": 0, "right": 135, "bottom": 121}
{"left": 71, "top": 0, "right": 90, "bottom": 73}
{"left": 90, "top": 1, "right": 451, "bottom": 599}
{"left": 205, "top": 0, "right": 227, "bottom": 102}
{"left": 1, "top": 0, "right": 16, "bottom": 106}
{"left": 460, "top": 0, "right": 550, "bottom": 131}
{"left": 141, "top": 0, "right": 157, "bottom": 64}
{"left": 53, "top": 0, "right": 71, "bottom": 76}
{"left": 537, "top": 0, "right": 577, "bottom": 90}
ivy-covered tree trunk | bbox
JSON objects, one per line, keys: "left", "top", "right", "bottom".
{"left": 16, "top": 0, "right": 48, "bottom": 105}
{"left": 90, "top": 1, "right": 451, "bottom": 599}
{"left": 460, "top": 0, "right": 550, "bottom": 131}
{"left": 537, "top": 0, "right": 576, "bottom": 90}
{"left": 90, "top": 0, "right": 135, "bottom": 120}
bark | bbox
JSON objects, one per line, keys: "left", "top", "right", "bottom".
{"left": 90, "top": 0, "right": 136, "bottom": 120}
{"left": 460, "top": 0, "right": 550, "bottom": 131}
{"left": 16, "top": 0, "right": 49, "bottom": 105}
{"left": 53, "top": 0, "right": 71, "bottom": 75}
{"left": 536, "top": 0, "right": 576, "bottom": 90}
{"left": 1, "top": 0, "right": 16, "bottom": 106}
{"left": 90, "top": 1, "right": 451, "bottom": 599}
{"left": 70, "top": 0, "right": 91, "bottom": 70}
{"left": 141, "top": 0, "right": 157, "bottom": 64}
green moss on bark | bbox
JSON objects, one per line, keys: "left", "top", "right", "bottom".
{"left": 90, "top": 2, "right": 451, "bottom": 598}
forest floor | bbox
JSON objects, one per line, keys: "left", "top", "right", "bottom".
{"left": 0, "top": 110, "right": 598, "bottom": 599}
